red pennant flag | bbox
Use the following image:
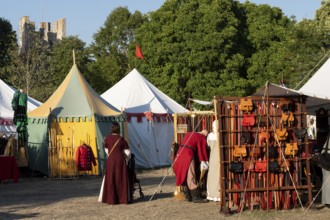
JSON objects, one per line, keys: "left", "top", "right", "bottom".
{"left": 135, "top": 44, "right": 144, "bottom": 59}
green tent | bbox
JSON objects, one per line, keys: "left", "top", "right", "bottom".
{"left": 27, "top": 63, "right": 125, "bottom": 176}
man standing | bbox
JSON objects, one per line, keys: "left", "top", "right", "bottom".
{"left": 173, "top": 130, "right": 209, "bottom": 203}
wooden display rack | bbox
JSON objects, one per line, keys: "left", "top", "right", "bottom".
{"left": 214, "top": 95, "right": 313, "bottom": 213}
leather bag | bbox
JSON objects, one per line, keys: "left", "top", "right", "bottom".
{"left": 255, "top": 160, "right": 267, "bottom": 173}
{"left": 268, "top": 145, "right": 279, "bottom": 159}
{"left": 244, "top": 159, "right": 255, "bottom": 172}
{"left": 294, "top": 129, "right": 307, "bottom": 140}
{"left": 239, "top": 98, "right": 253, "bottom": 112}
{"left": 242, "top": 113, "right": 255, "bottom": 127}
{"left": 280, "top": 160, "right": 290, "bottom": 172}
{"left": 285, "top": 143, "right": 298, "bottom": 156}
{"left": 260, "top": 131, "right": 270, "bottom": 143}
{"left": 282, "top": 112, "right": 294, "bottom": 126}
{"left": 275, "top": 128, "right": 288, "bottom": 141}
{"left": 229, "top": 161, "right": 243, "bottom": 174}
{"left": 233, "top": 145, "right": 247, "bottom": 158}
{"left": 268, "top": 161, "right": 280, "bottom": 173}
{"left": 250, "top": 146, "right": 261, "bottom": 158}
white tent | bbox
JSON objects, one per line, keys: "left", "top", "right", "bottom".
{"left": 101, "top": 68, "right": 188, "bottom": 168}
{"left": 299, "top": 57, "right": 330, "bottom": 100}
{"left": 0, "top": 79, "right": 41, "bottom": 133}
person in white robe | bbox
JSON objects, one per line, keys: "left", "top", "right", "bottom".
{"left": 206, "top": 120, "right": 220, "bottom": 201}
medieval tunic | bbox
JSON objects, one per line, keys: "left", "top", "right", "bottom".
{"left": 173, "top": 132, "right": 208, "bottom": 187}
{"left": 75, "top": 144, "right": 96, "bottom": 171}
{"left": 206, "top": 132, "right": 220, "bottom": 201}
{"left": 102, "top": 134, "right": 130, "bottom": 205}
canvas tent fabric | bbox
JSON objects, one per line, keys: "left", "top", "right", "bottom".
{"left": 299, "top": 57, "right": 330, "bottom": 100}
{"left": 253, "top": 82, "right": 330, "bottom": 111}
{"left": 0, "top": 79, "right": 41, "bottom": 133}
{"left": 101, "top": 68, "right": 188, "bottom": 168}
{"left": 298, "top": 57, "right": 330, "bottom": 112}
{"left": 27, "top": 63, "right": 124, "bottom": 176}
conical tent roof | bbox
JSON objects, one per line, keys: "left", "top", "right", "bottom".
{"left": 101, "top": 68, "right": 188, "bottom": 114}
{"left": 101, "top": 68, "right": 187, "bottom": 168}
{"left": 29, "top": 64, "right": 120, "bottom": 119}
{"left": 299, "top": 57, "right": 330, "bottom": 100}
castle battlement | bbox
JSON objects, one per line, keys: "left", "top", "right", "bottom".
{"left": 19, "top": 16, "right": 66, "bottom": 53}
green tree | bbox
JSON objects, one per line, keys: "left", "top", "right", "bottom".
{"left": 88, "top": 7, "right": 145, "bottom": 93}
{"left": 133, "top": 0, "right": 249, "bottom": 105}
{"left": 5, "top": 23, "right": 54, "bottom": 102}
{"left": 0, "top": 18, "right": 17, "bottom": 79}
{"left": 51, "top": 36, "right": 91, "bottom": 88}
{"left": 242, "top": 2, "right": 296, "bottom": 91}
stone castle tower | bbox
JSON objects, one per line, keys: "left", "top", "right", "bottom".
{"left": 19, "top": 16, "right": 66, "bottom": 53}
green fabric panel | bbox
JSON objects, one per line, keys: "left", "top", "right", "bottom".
{"left": 27, "top": 121, "right": 49, "bottom": 175}
{"left": 55, "top": 67, "right": 93, "bottom": 118}
{"left": 95, "top": 121, "right": 109, "bottom": 175}
{"left": 95, "top": 121, "right": 125, "bottom": 175}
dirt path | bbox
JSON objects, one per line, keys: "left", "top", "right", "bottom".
{"left": 0, "top": 168, "right": 329, "bottom": 220}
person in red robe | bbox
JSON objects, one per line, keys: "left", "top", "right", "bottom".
{"left": 173, "top": 130, "right": 209, "bottom": 203}
{"left": 101, "top": 122, "right": 131, "bottom": 205}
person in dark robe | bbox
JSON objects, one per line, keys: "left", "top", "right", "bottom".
{"left": 100, "top": 122, "right": 131, "bottom": 205}
{"left": 173, "top": 130, "right": 209, "bottom": 203}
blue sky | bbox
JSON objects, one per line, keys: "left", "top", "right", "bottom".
{"left": 0, "top": 0, "right": 324, "bottom": 46}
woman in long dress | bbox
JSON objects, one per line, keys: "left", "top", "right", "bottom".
{"left": 206, "top": 120, "right": 220, "bottom": 202}
{"left": 99, "top": 122, "right": 131, "bottom": 205}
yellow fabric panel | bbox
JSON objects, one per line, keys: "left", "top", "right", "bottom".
{"left": 48, "top": 117, "right": 99, "bottom": 177}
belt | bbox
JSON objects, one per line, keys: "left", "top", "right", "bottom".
{"left": 179, "top": 145, "right": 195, "bottom": 152}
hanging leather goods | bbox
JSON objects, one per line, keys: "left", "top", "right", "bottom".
{"left": 285, "top": 143, "right": 298, "bottom": 157}
{"left": 279, "top": 98, "right": 291, "bottom": 112}
{"left": 268, "top": 145, "right": 279, "bottom": 159}
{"left": 280, "top": 159, "right": 291, "bottom": 172}
{"left": 250, "top": 145, "right": 261, "bottom": 158}
{"left": 239, "top": 98, "right": 253, "bottom": 112}
{"left": 242, "top": 112, "right": 255, "bottom": 128}
{"left": 268, "top": 160, "right": 280, "bottom": 173}
{"left": 259, "top": 130, "right": 270, "bottom": 143}
{"left": 288, "top": 112, "right": 294, "bottom": 126}
{"left": 274, "top": 128, "right": 288, "bottom": 141}
{"left": 294, "top": 129, "right": 307, "bottom": 141}
{"left": 254, "top": 160, "right": 267, "bottom": 173}
{"left": 281, "top": 112, "right": 289, "bottom": 125}
{"left": 233, "top": 145, "right": 247, "bottom": 158}
{"left": 281, "top": 112, "right": 294, "bottom": 127}
{"left": 229, "top": 161, "right": 244, "bottom": 174}
{"left": 244, "top": 158, "right": 255, "bottom": 172}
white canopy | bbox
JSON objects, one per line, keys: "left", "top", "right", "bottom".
{"left": 101, "top": 68, "right": 188, "bottom": 168}
{"left": 0, "top": 79, "right": 41, "bottom": 133}
{"left": 102, "top": 68, "right": 188, "bottom": 113}
{"left": 299, "top": 57, "right": 330, "bottom": 100}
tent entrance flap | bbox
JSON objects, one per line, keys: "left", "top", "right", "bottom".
{"left": 48, "top": 117, "right": 99, "bottom": 178}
